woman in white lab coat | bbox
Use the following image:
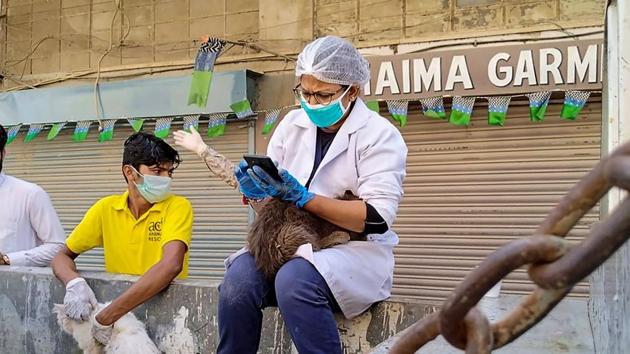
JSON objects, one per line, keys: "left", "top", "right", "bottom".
{"left": 219, "top": 36, "right": 407, "bottom": 354}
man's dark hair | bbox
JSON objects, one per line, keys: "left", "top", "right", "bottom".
{"left": 0, "top": 124, "right": 7, "bottom": 152}
{"left": 122, "top": 132, "right": 181, "bottom": 175}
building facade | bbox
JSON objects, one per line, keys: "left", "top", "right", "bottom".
{"left": 1, "top": 0, "right": 606, "bottom": 302}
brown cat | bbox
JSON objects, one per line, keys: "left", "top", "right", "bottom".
{"left": 247, "top": 191, "right": 366, "bottom": 278}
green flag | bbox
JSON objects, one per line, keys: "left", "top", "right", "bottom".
{"left": 449, "top": 96, "right": 476, "bottom": 126}
{"left": 386, "top": 100, "right": 409, "bottom": 127}
{"left": 208, "top": 113, "right": 228, "bottom": 138}
{"left": 183, "top": 114, "right": 200, "bottom": 132}
{"left": 230, "top": 99, "right": 255, "bottom": 119}
{"left": 526, "top": 91, "right": 551, "bottom": 122}
{"left": 365, "top": 100, "right": 380, "bottom": 113}
{"left": 154, "top": 118, "right": 173, "bottom": 139}
{"left": 72, "top": 121, "right": 92, "bottom": 142}
{"left": 98, "top": 120, "right": 117, "bottom": 142}
{"left": 47, "top": 123, "right": 66, "bottom": 140}
{"left": 127, "top": 119, "right": 144, "bottom": 132}
{"left": 561, "top": 91, "right": 590, "bottom": 120}
{"left": 420, "top": 97, "right": 446, "bottom": 119}
{"left": 24, "top": 124, "right": 44, "bottom": 142}
{"left": 188, "top": 38, "right": 225, "bottom": 107}
{"left": 6, "top": 125, "right": 21, "bottom": 144}
{"left": 487, "top": 96, "right": 511, "bottom": 126}
{"left": 262, "top": 108, "right": 282, "bottom": 135}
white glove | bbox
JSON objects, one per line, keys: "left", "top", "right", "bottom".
{"left": 173, "top": 126, "right": 207, "bottom": 155}
{"left": 92, "top": 309, "right": 113, "bottom": 346}
{"left": 64, "top": 277, "right": 97, "bottom": 321}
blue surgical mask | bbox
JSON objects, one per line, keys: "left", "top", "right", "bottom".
{"left": 300, "top": 86, "right": 352, "bottom": 128}
{"left": 131, "top": 166, "right": 172, "bottom": 203}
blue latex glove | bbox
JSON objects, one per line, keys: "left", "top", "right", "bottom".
{"left": 234, "top": 160, "right": 268, "bottom": 200}
{"left": 247, "top": 165, "right": 315, "bottom": 208}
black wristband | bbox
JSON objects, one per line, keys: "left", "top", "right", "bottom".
{"left": 364, "top": 203, "right": 388, "bottom": 234}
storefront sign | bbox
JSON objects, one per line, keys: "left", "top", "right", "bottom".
{"left": 364, "top": 39, "right": 603, "bottom": 100}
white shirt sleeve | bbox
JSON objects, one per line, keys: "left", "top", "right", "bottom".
{"left": 7, "top": 186, "right": 66, "bottom": 266}
{"left": 356, "top": 123, "right": 408, "bottom": 228}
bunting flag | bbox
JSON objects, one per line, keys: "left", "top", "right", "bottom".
{"left": 262, "top": 108, "right": 282, "bottom": 135}
{"left": 207, "top": 113, "right": 229, "bottom": 138}
{"left": 386, "top": 100, "right": 409, "bottom": 127}
{"left": 561, "top": 91, "right": 590, "bottom": 120}
{"left": 47, "top": 123, "right": 66, "bottom": 140}
{"left": 365, "top": 100, "right": 380, "bottom": 113}
{"left": 188, "top": 37, "right": 226, "bottom": 107}
{"left": 98, "top": 119, "right": 117, "bottom": 142}
{"left": 127, "top": 118, "right": 144, "bottom": 132}
{"left": 526, "top": 91, "right": 552, "bottom": 122}
{"left": 420, "top": 96, "right": 446, "bottom": 119}
{"left": 230, "top": 99, "right": 255, "bottom": 119}
{"left": 449, "top": 96, "right": 476, "bottom": 126}
{"left": 6, "top": 125, "right": 21, "bottom": 144}
{"left": 72, "top": 121, "right": 92, "bottom": 142}
{"left": 183, "top": 114, "right": 201, "bottom": 132}
{"left": 154, "top": 117, "right": 173, "bottom": 139}
{"left": 487, "top": 96, "right": 511, "bottom": 126}
{"left": 24, "top": 124, "right": 44, "bottom": 143}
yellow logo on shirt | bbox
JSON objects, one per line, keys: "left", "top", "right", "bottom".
{"left": 148, "top": 218, "right": 162, "bottom": 242}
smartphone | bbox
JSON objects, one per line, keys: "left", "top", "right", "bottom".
{"left": 243, "top": 154, "right": 282, "bottom": 181}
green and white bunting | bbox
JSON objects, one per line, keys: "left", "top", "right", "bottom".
{"left": 47, "top": 123, "right": 66, "bottom": 140}
{"left": 154, "top": 117, "right": 173, "bottom": 139}
{"left": 230, "top": 99, "right": 255, "bottom": 119}
{"left": 207, "top": 113, "right": 229, "bottom": 138}
{"left": 24, "top": 124, "right": 44, "bottom": 142}
{"left": 526, "top": 91, "right": 551, "bottom": 122}
{"left": 365, "top": 100, "right": 380, "bottom": 113}
{"left": 72, "top": 121, "right": 92, "bottom": 142}
{"left": 449, "top": 96, "right": 476, "bottom": 126}
{"left": 98, "top": 119, "right": 117, "bottom": 142}
{"left": 561, "top": 91, "right": 590, "bottom": 120}
{"left": 188, "top": 38, "right": 226, "bottom": 108}
{"left": 127, "top": 118, "right": 144, "bottom": 132}
{"left": 386, "top": 100, "right": 409, "bottom": 127}
{"left": 183, "top": 114, "right": 200, "bottom": 132}
{"left": 6, "top": 125, "right": 21, "bottom": 144}
{"left": 487, "top": 96, "right": 511, "bottom": 126}
{"left": 262, "top": 108, "right": 282, "bottom": 135}
{"left": 420, "top": 97, "right": 446, "bottom": 119}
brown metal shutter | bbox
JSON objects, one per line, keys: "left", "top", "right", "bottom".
{"left": 5, "top": 119, "right": 249, "bottom": 281}
{"left": 387, "top": 97, "right": 601, "bottom": 301}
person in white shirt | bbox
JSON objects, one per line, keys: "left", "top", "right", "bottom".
{"left": 0, "top": 124, "right": 65, "bottom": 266}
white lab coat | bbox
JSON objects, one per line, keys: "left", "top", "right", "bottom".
{"left": 226, "top": 98, "right": 407, "bottom": 318}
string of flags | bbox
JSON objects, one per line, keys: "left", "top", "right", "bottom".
{"left": 4, "top": 90, "right": 594, "bottom": 145}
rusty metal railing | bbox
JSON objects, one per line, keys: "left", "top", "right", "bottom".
{"left": 391, "top": 141, "right": 630, "bottom": 354}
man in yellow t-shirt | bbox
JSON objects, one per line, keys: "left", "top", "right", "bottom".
{"left": 51, "top": 132, "right": 193, "bottom": 346}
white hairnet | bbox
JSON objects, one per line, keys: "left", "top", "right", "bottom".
{"left": 296, "top": 36, "right": 370, "bottom": 86}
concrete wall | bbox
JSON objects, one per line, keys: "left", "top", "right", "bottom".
{"left": 1, "top": 0, "right": 606, "bottom": 90}
{"left": 0, "top": 267, "right": 438, "bottom": 354}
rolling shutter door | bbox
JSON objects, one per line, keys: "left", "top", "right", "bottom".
{"left": 388, "top": 98, "right": 601, "bottom": 301}
{"left": 5, "top": 119, "right": 250, "bottom": 281}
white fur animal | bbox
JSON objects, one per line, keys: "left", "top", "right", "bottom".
{"left": 53, "top": 303, "right": 160, "bottom": 354}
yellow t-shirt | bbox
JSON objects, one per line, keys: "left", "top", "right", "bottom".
{"left": 66, "top": 191, "right": 193, "bottom": 279}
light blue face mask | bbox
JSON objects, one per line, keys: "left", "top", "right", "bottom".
{"left": 131, "top": 166, "right": 172, "bottom": 203}
{"left": 300, "top": 86, "right": 352, "bottom": 128}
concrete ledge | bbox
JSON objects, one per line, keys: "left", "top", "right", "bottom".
{"left": 369, "top": 295, "right": 595, "bottom": 354}
{"left": 0, "top": 267, "right": 438, "bottom": 354}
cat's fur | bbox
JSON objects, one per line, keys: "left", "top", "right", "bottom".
{"left": 53, "top": 303, "right": 160, "bottom": 354}
{"left": 248, "top": 191, "right": 366, "bottom": 278}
